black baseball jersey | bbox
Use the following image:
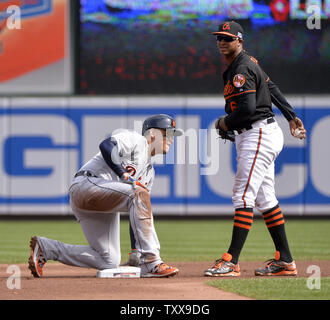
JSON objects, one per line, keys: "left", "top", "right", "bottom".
{"left": 223, "top": 51, "right": 275, "bottom": 131}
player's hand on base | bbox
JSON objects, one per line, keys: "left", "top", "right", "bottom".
{"left": 289, "top": 117, "right": 307, "bottom": 140}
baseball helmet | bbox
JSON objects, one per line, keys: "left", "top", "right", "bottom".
{"left": 142, "top": 114, "right": 184, "bottom": 136}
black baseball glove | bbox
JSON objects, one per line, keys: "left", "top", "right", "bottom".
{"left": 215, "top": 117, "right": 235, "bottom": 142}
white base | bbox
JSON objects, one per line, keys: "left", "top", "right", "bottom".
{"left": 96, "top": 266, "right": 141, "bottom": 278}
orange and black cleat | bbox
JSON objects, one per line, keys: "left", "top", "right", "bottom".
{"left": 141, "top": 262, "right": 179, "bottom": 278}
{"left": 204, "top": 252, "right": 241, "bottom": 277}
{"left": 28, "top": 236, "right": 47, "bottom": 278}
{"left": 255, "top": 251, "right": 297, "bottom": 276}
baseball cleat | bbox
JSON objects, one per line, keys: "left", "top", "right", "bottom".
{"left": 204, "top": 252, "right": 241, "bottom": 277}
{"left": 120, "top": 249, "right": 141, "bottom": 267}
{"left": 255, "top": 251, "right": 297, "bottom": 276}
{"left": 141, "top": 263, "right": 179, "bottom": 278}
{"left": 28, "top": 236, "right": 47, "bottom": 278}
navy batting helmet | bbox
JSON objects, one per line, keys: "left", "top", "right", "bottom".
{"left": 142, "top": 114, "right": 183, "bottom": 137}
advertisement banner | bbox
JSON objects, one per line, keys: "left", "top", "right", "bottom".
{"left": 0, "top": 0, "right": 73, "bottom": 94}
{"left": 0, "top": 96, "right": 329, "bottom": 215}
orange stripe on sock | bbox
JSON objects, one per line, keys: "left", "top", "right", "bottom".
{"left": 264, "top": 213, "right": 284, "bottom": 223}
{"left": 235, "top": 211, "right": 254, "bottom": 217}
{"left": 267, "top": 219, "right": 285, "bottom": 228}
{"left": 234, "top": 222, "right": 251, "bottom": 230}
{"left": 235, "top": 216, "right": 253, "bottom": 224}
{"left": 263, "top": 207, "right": 281, "bottom": 218}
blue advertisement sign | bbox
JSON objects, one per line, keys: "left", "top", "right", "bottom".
{"left": 0, "top": 96, "right": 329, "bottom": 215}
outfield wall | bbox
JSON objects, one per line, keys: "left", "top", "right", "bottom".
{"left": 0, "top": 96, "right": 329, "bottom": 216}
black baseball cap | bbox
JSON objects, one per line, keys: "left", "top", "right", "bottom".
{"left": 212, "top": 21, "right": 244, "bottom": 40}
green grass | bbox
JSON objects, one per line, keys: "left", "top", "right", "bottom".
{"left": 0, "top": 219, "right": 330, "bottom": 263}
{"left": 0, "top": 220, "right": 88, "bottom": 264}
{"left": 207, "top": 277, "right": 330, "bottom": 300}
{"left": 154, "top": 219, "right": 330, "bottom": 261}
{"left": 1, "top": 218, "right": 329, "bottom": 300}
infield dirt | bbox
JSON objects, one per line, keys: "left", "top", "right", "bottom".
{"left": 1, "top": 260, "right": 329, "bottom": 300}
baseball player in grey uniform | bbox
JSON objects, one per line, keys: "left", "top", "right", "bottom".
{"left": 28, "top": 114, "right": 183, "bottom": 278}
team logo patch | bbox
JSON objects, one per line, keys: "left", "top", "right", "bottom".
{"left": 125, "top": 165, "right": 136, "bottom": 177}
{"left": 233, "top": 74, "right": 246, "bottom": 88}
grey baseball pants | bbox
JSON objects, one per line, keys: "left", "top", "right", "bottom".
{"left": 37, "top": 176, "right": 162, "bottom": 274}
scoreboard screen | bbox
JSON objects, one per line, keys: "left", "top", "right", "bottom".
{"left": 79, "top": 0, "right": 330, "bottom": 94}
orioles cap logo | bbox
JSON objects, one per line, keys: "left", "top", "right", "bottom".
{"left": 223, "top": 22, "right": 230, "bottom": 30}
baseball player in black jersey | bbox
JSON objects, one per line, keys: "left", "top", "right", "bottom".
{"left": 205, "top": 21, "right": 307, "bottom": 277}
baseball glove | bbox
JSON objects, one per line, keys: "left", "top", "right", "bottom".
{"left": 215, "top": 117, "right": 235, "bottom": 142}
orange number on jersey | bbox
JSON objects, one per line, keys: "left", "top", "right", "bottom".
{"left": 230, "top": 101, "right": 237, "bottom": 112}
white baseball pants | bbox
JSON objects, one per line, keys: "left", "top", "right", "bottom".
{"left": 232, "top": 118, "right": 284, "bottom": 212}
{"left": 37, "top": 176, "right": 162, "bottom": 274}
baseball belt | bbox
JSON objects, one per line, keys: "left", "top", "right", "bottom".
{"left": 74, "top": 170, "right": 99, "bottom": 178}
{"left": 236, "top": 117, "right": 275, "bottom": 135}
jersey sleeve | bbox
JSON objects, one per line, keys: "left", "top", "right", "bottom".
{"left": 228, "top": 64, "right": 257, "bottom": 98}
{"left": 111, "top": 130, "right": 139, "bottom": 159}
{"left": 267, "top": 79, "right": 297, "bottom": 121}
{"left": 99, "top": 137, "right": 126, "bottom": 177}
{"left": 258, "top": 60, "right": 297, "bottom": 121}
{"left": 225, "top": 93, "right": 256, "bottom": 130}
